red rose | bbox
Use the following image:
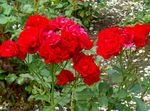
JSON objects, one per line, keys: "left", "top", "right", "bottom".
{"left": 61, "top": 28, "right": 81, "bottom": 56}
{"left": 96, "top": 27, "right": 123, "bottom": 59}
{"left": 121, "top": 26, "right": 135, "bottom": 48}
{"left": 25, "top": 15, "right": 50, "bottom": 29}
{"left": 41, "top": 31, "right": 61, "bottom": 46}
{"left": 56, "top": 70, "right": 76, "bottom": 86}
{"left": 49, "top": 16, "right": 72, "bottom": 30}
{"left": 0, "top": 40, "right": 18, "bottom": 58}
{"left": 16, "top": 46, "right": 27, "bottom": 60}
{"left": 73, "top": 52, "right": 100, "bottom": 85}
{"left": 78, "top": 31, "right": 93, "bottom": 50}
{"left": 83, "top": 75, "right": 100, "bottom": 86}
{"left": 17, "top": 28, "right": 40, "bottom": 54}
{"left": 39, "top": 32, "right": 70, "bottom": 64}
{"left": 39, "top": 43, "right": 70, "bottom": 64}
{"left": 132, "top": 24, "right": 150, "bottom": 48}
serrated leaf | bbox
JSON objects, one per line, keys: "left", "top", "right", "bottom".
{"left": 5, "top": 74, "right": 17, "bottom": 84}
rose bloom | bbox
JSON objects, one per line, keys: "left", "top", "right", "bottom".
{"left": 73, "top": 52, "right": 100, "bottom": 85}
{"left": 97, "top": 27, "right": 123, "bottom": 59}
{"left": 56, "top": 70, "right": 76, "bottom": 86}
{"left": 17, "top": 28, "right": 40, "bottom": 54}
{"left": 121, "top": 26, "right": 135, "bottom": 48}
{"left": 0, "top": 40, "right": 18, "bottom": 58}
{"left": 132, "top": 24, "right": 150, "bottom": 48}
{"left": 39, "top": 32, "right": 70, "bottom": 64}
{"left": 25, "top": 15, "right": 50, "bottom": 29}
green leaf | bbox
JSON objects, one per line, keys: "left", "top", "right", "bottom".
{"left": 0, "top": 14, "right": 8, "bottom": 24}
{"left": 16, "top": 76, "right": 25, "bottom": 85}
{"left": 129, "top": 83, "right": 143, "bottom": 94}
{"left": 65, "top": 10, "right": 72, "bottom": 16}
{"left": 8, "top": 16, "right": 17, "bottom": 23}
{"left": 41, "top": 69, "right": 50, "bottom": 78}
{"left": 19, "top": 73, "right": 34, "bottom": 80}
{"left": 91, "top": 103, "right": 100, "bottom": 111}
{"left": 55, "top": 4, "right": 63, "bottom": 8}
{"left": 115, "top": 103, "right": 133, "bottom": 111}
{"left": 117, "top": 89, "right": 127, "bottom": 99}
{"left": 75, "top": 85, "right": 87, "bottom": 92}
{"left": 107, "top": 69, "right": 123, "bottom": 83}
{"left": 59, "top": 95, "right": 70, "bottom": 106}
{"left": 99, "top": 82, "right": 109, "bottom": 93}
{"left": 83, "top": 2, "right": 89, "bottom": 7}
{"left": 28, "top": 94, "right": 50, "bottom": 103}
{"left": 39, "top": 0, "right": 49, "bottom": 5}
{"left": 133, "top": 97, "right": 148, "bottom": 111}
{"left": 25, "top": 85, "right": 33, "bottom": 93}
{"left": 43, "top": 106, "right": 50, "bottom": 111}
{"left": 98, "top": 96, "right": 108, "bottom": 107}
{"left": 5, "top": 74, "right": 17, "bottom": 84}
{"left": 1, "top": 3, "right": 12, "bottom": 15}
{"left": 0, "top": 0, "right": 7, "bottom": 3}
{"left": 21, "top": 4, "right": 34, "bottom": 14}
{"left": 75, "top": 101, "right": 88, "bottom": 111}
{"left": 75, "top": 88, "right": 93, "bottom": 101}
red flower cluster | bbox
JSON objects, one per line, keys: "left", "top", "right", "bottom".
{"left": 0, "top": 15, "right": 99, "bottom": 86}
{"left": 56, "top": 70, "right": 76, "bottom": 86}
{"left": 97, "top": 24, "right": 150, "bottom": 59}
{"left": 73, "top": 53, "right": 100, "bottom": 85}
{"left": 0, "top": 15, "right": 93, "bottom": 63}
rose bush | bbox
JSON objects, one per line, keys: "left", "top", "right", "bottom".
{"left": 0, "top": 14, "right": 150, "bottom": 111}
{"left": 0, "top": 0, "right": 150, "bottom": 111}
